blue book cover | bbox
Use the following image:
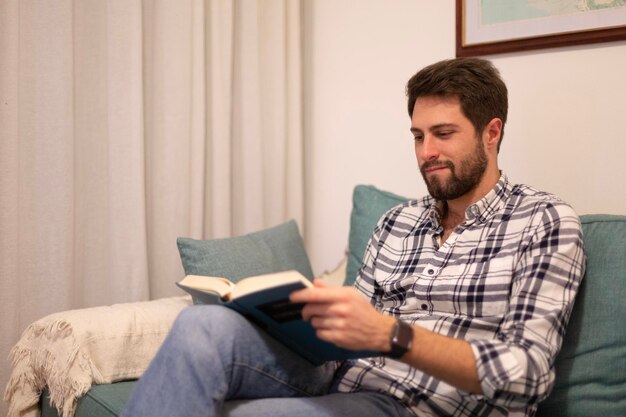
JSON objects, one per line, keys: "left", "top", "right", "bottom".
{"left": 176, "top": 271, "right": 378, "bottom": 365}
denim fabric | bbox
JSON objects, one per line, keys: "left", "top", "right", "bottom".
{"left": 221, "top": 392, "right": 414, "bottom": 417}
{"left": 121, "top": 305, "right": 412, "bottom": 417}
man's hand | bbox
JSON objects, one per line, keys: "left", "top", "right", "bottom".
{"left": 292, "top": 279, "right": 483, "bottom": 394}
{"left": 289, "top": 279, "right": 396, "bottom": 353}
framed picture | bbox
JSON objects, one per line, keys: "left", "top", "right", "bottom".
{"left": 456, "top": 0, "right": 626, "bottom": 57}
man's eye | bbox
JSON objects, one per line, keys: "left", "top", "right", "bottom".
{"left": 437, "top": 131, "right": 453, "bottom": 138}
{"left": 413, "top": 135, "right": 424, "bottom": 142}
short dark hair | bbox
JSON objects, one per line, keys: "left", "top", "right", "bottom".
{"left": 406, "top": 58, "right": 508, "bottom": 151}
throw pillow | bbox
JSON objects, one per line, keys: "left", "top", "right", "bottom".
{"left": 346, "top": 185, "right": 410, "bottom": 286}
{"left": 177, "top": 220, "right": 314, "bottom": 301}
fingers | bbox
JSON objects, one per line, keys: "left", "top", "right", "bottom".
{"left": 300, "top": 299, "right": 343, "bottom": 320}
{"left": 288, "top": 284, "right": 387, "bottom": 351}
{"left": 289, "top": 285, "right": 350, "bottom": 304}
{"left": 309, "top": 315, "right": 346, "bottom": 331}
{"left": 308, "top": 313, "right": 354, "bottom": 349}
{"left": 313, "top": 278, "right": 328, "bottom": 288}
{"left": 308, "top": 309, "right": 392, "bottom": 351}
{"left": 292, "top": 286, "right": 368, "bottom": 322}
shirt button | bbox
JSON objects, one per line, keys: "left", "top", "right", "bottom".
{"left": 421, "top": 304, "right": 428, "bottom": 310}
{"left": 427, "top": 268, "right": 435, "bottom": 275}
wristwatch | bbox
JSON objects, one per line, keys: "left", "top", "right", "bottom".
{"left": 388, "top": 319, "right": 413, "bottom": 358}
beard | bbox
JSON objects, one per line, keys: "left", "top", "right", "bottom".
{"left": 420, "top": 139, "right": 488, "bottom": 201}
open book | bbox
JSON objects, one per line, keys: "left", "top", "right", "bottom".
{"left": 176, "top": 270, "right": 378, "bottom": 365}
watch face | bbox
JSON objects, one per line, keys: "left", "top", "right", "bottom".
{"left": 390, "top": 320, "right": 413, "bottom": 358}
{"left": 395, "top": 321, "right": 413, "bottom": 348}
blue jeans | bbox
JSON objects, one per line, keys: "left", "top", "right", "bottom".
{"left": 121, "top": 305, "right": 414, "bottom": 417}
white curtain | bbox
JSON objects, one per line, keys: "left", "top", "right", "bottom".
{"left": 0, "top": 0, "right": 304, "bottom": 412}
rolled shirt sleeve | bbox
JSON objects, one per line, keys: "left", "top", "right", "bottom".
{"left": 468, "top": 203, "right": 586, "bottom": 408}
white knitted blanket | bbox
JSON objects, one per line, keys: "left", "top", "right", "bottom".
{"left": 4, "top": 296, "right": 191, "bottom": 417}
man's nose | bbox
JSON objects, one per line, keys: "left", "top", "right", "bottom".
{"left": 418, "top": 135, "right": 439, "bottom": 161}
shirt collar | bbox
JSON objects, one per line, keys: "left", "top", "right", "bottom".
{"left": 426, "top": 172, "right": 511, "bottom": 227}
{"left": 465, "top": 172, "right": 511, "bottom": 223}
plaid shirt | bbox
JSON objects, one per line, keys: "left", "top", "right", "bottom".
{"left": 335, "top": 174, "right": 586, "bottom": 417}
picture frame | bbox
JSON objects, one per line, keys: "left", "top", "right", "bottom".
{"left": 456, "top": 0, "right": 626, "bottom": 57}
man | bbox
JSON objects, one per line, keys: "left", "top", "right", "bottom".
{"left": 122, "top": 58, "right": 585, "bottom": 417}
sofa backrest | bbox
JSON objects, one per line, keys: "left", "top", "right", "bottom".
{"left": 536, "top": 214, "right": 626, "bottom": 417}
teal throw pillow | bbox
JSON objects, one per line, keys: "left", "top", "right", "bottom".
{"left": 177, "top": 220, "right": 314, "bottom": 299}
{"left": 346, "top": 185, "right": 410, "bottom": 287}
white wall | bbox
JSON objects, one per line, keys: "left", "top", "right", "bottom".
{"left": 303, "top": 1, "right": 626, "bottom": 275}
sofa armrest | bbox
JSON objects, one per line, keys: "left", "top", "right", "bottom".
{"left": 4, "top": 296, "right": 191, "bottom": 417}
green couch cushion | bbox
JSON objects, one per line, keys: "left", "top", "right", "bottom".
{"left": 346, "top": 185, "right": 410, "bottom": 286}
{"left": 42, "top": 381, "right": 137, "bottom": 417}
{"left": 537, "top": 214, "right": 626, "bottom": 417}
{"left": 177, "top": 219, "right": 314, "bottom": 285}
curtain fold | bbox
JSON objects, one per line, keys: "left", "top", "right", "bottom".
{"left": 0, "top": 1, "right": 304, "bottom": 414}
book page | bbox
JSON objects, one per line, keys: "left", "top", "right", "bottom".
{"left": 230, "top": 270, "right": 312, "bottom": 300}
{"left": 177, "top": 275, "right": 235, "bottom": 299}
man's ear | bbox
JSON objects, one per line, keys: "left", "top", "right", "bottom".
{"left": 483, "top": 118, "right": 502, "bottom": 151}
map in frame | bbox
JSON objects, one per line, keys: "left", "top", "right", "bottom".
{"left": 481, "top": 0, "right": 626, "bottom": 25}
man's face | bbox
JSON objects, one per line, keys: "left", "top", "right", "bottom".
{"left": 410, "top": 96, "right": 488, "bottom": 201}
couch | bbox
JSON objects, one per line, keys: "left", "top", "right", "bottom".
{"left": 5, "top": 185, "right": 626, "bottom": 417}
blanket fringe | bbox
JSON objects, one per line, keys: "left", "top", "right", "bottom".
{"left": 4, "top": 319, "right": 96, "bottom": 417}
